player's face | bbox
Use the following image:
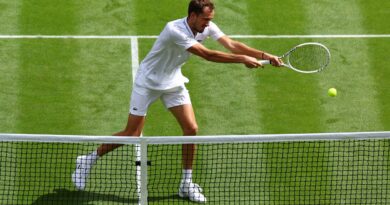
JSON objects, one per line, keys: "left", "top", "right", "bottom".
{"left": 193, "top": 7, "right": 214, "bottom": 33}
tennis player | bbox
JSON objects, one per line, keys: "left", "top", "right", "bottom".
{"left": 72, "top": 0, "right": 282, "bottom": 203}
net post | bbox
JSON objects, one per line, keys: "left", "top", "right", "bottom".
{"left": 139, "top": 138, "right": 148, "bottom": 205}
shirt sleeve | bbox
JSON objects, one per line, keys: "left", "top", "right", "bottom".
{"left": 168, "top": 24, "right": 199, "bottom": 50}
{"left": 208, "top": 21, "right": 225, "bottom": 40}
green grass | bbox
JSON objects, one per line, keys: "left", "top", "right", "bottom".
{"left": 0, "top": 0, "right": 390, "bottom": 204}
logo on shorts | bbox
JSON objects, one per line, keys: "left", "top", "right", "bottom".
{"left": 132, "top": 107, "right": 138, "bottom": 111}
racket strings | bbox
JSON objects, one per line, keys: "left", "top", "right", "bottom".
{"left": 288, "top": 44, "right": 329, "bottom": 72}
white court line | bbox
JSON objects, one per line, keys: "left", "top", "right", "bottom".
{"left": 130, "top": 37, "right": 139, "bottom": 80}
{"left": 1, "top": 34, "right": 390, "bottom": 39}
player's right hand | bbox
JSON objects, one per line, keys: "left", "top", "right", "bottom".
{"left": 243, "top": 56, "right": 262, "bottom": 68}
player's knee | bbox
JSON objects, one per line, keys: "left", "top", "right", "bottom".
{"left": 121, "top": 127, "right": 142, "bottom": 137}
{"left": 183, "top": 124, "right": 198, "bottom": 136}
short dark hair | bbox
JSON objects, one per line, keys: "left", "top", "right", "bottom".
{"left": 188, "top": 0, "right": 215, "bottom": 16}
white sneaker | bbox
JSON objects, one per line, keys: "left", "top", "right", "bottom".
{"left": 71, "top": 155, "right": 94, "bottom": 190}
{"left": 178, "top": 180, "right": 207, "bottom": 203}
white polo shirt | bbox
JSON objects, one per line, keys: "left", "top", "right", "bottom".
{"left": 134, "top": 17, "right": 225, "bottom": 91}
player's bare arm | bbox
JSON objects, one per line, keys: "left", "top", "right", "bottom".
{"left": 217, "top": 36, "right": 283, "bottom": 67}
{"left": 187, "top": 43, "right": 261, "bottom": 68}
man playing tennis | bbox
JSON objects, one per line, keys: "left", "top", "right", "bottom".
{"left": 72, "top": 0, "right": 282, "bottom": 203}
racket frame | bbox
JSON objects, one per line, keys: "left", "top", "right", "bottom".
{"left": 259, "top": 42, "right": 331, "bottom": 74}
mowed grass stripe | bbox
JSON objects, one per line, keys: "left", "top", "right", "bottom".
{"left": 0, "top": 1, "right": 22, "bottom": 35}
{"left": 16, "top": 1, "right": 81, "bottom": 204}
{"left": 304, "top": 0, "right": 387, "bottom": 203}
{"left": 359, "top": 0, "right": 390, "bottom": 130}
{"left": 0, "top": 1, "right": 22, "bottom": 203}
{"left": 16, "top": 39, "right": 82, "bottom": 134}
{"left": 17, "top": 1, "right": 81, "bottom": 134}
{"left": 74, "top": 0, "right": 135, "bottom": 35}
{"left": 304, "top": 0, "right": 383, "bottom": 131}
{"left": 0, "top": 42, "right": 19, "bottom": 205}
{"left": 359, "top": 1, "right": 390, "bottom": 203}
{"left": 75, "top": 40, "right": 132, "bottom": 136}
{"left": 246, "top": 1, "right": 327, "bottom": 203}
{"left": 0, "top": 2, "right": 21, "bottom": 132}
{"left": 68, "top": 1, "right": 135, "bottom": 134}
{"left": 365, "top": 39, "right": 390, "bottom": 130}
{"left": 247, "top": 0, "right": 324, "bottom": 134}
{"left": 0, "top": 41, "right": 19, "bottom": 201}
{"left": 131, "top": 0, "right": 187, "bottom": 36}
{"left": 75, "top": 1, "right": 133, "bottom": 135}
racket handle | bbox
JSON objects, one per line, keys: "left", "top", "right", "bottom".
{"left": 259, "top": 60, "right": 271, "bottom": 65}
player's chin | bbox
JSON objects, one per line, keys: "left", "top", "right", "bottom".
{"left": 198, "top": 27, "right": 206, "bottom": 33}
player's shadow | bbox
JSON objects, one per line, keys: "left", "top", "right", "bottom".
{"left": 31, "top": 189, "right": 137, "bottom": 205}
{"left": 31, "top": 189, "right": 183, "bottom": 205}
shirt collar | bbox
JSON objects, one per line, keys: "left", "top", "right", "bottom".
{"left": 183, "top": 17, "right": 196, "bottom": 38}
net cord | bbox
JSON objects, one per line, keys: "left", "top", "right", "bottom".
{"left": 1, "top": 131, "right": 389, "bottom": 145}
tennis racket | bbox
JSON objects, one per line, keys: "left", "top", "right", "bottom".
{"left": 259, "top": 42, "right": 331, "bottom": 74}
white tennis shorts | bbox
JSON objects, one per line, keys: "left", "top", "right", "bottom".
{"left": 129, "top": 84, "right": 191, "bottom": 116}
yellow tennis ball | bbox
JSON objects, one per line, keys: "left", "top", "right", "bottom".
{"left": 328, "top": 88, "right": 337, "bottom": 97}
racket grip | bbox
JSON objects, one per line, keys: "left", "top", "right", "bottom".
{"left": 259, "top": 60, "right": 271, "bottom": 65}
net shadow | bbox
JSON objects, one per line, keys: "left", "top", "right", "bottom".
{"left": 31, "top": 189, "right": 138, "bottom": 205}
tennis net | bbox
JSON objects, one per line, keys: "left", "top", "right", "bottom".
{"left": 1, "top": 132, "right": 390, "bottom": 204}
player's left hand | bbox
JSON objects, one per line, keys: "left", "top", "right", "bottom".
{"left": 263, "top": 53, "right": 283, "bottom": 67}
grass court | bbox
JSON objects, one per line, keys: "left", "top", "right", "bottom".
{"left": 0, "top": 0, "right": 389, "bottom": 204}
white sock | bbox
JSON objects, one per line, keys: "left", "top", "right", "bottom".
{"left": 182, "top": 169, "right": 192, "bottom": 182}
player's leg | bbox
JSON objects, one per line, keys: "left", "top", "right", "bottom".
{"left": 72, "top": 84, "right": 157, "bottom": 190}
{"left": 169, "top": 104, "right": 198, "bottom": 170}
{"left": 72, "top": 114, "right": 145, "bottom": 190}
{"left": 163, "top": 87, "right": 206, "bottom": 203}
{"left": 169, "top": 104, "right": 205, "bottom": 203}
{"left": 97, "top": 114, "right": 145, "bottom": 156}
{"left": 97, "top": 84, "right": 154, "bottom": 156}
